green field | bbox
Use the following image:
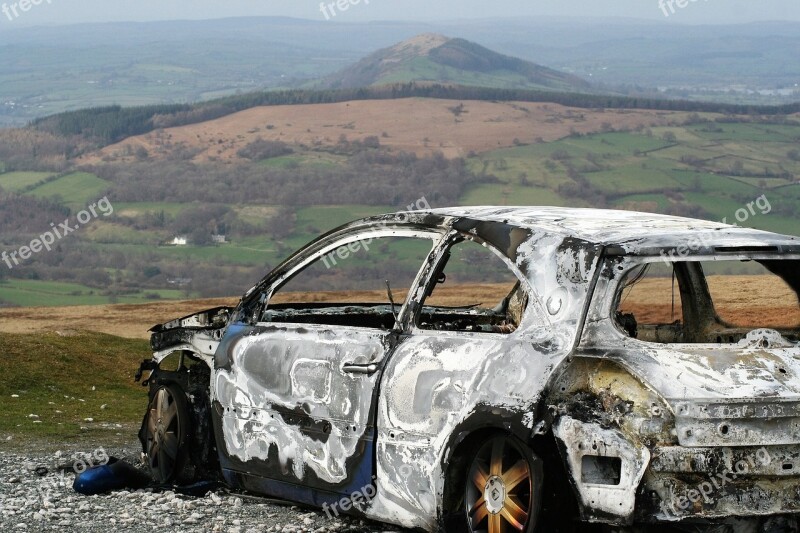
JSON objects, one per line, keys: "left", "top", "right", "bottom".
{"left": 0, "top": 171, "right": 54, "bottom": 192}
{"left": 295, "top": 205, "right": 393, "bottom": 233}
{"left": 0, "top": 279, "right": 187, "bottom": 307}
{"left": 27, "top": 172, "right": 111, "bottom": 210}
{"left": 257, "top": 153, "right": 346, "bottom": 170}
{"left": 468, "top": 125, "right": 800, "bottom": 236}
{"left": 0, "top": 332, "right": 150, "bottom": 442}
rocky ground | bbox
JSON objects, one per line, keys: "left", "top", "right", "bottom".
{"left": 0, "top": 444, "right": 410, "bottom": 533}
{"left": 4, "top": 445, "right": 800, "bottom": 533}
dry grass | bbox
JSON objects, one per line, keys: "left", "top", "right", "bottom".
{"left": 620, "top": 275, "right": 800, "bottom": 328}
{"left": 0, "top": 285, "right": 511, "bottom": 340}
{"left": 0, "top": 298, "right": 238, "bottom": 339}
{"left": 1, "top": 276, "right": 796, "bottom": 339}
{"left": 80, "top": 98, "right": 693, "bottom": 163}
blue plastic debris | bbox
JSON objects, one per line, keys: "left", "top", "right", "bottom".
{"left": 73, "top": 458, "right": 151, "bottom": 495}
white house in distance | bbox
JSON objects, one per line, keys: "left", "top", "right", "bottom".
{"left": 165, "top": 234, "right": 227, "bottom": 246}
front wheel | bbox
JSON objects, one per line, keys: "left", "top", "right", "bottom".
{"left": 464, "top": 435, "right": 543, "bottom": 533}
{"left": 143, "top": 384, "right": 192, "bottom": 484}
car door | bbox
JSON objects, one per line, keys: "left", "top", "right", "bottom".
{"left": 369, "top": 229, "right": 563, "bottom": 521}
{"left": 211, "top": 227, "right": 442, "bottom": 501}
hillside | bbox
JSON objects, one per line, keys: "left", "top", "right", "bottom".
{"left": 1, "top": 80, "right": 799, "bottom": 309}
{"left": 316, "top": 34, "right": 591, "bottom": 92}
{"left": 81, "top": 98, "right": 689, "bottom": 163}
{"left": 2, "top": 104, "right": 799, "bottom": 308}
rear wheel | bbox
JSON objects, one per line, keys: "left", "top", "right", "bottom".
{"left": 464, "top": 435, "right": 543, "bottom": 533}
{"left": 143, "top": 384, "right": 191, "bottom": 484}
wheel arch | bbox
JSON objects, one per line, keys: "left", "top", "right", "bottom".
{"left": 437, "top": 406, "right": 581, "bottom": 532}
{"left": 438, "top": 408, "right": 542, "bottom": 525}
{"left": 139, "top": 356, "right": 220, "bottom": 483}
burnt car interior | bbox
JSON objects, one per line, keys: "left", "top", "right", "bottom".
{"left": 615, "top": 258, "right": 800, "bottom": 344}
{"left": 261, "top": 302, "right": 400, "bottom": 330}
{"left": 255, "top": 231, "right": 530, "bottom": 334}
{"left": 416, "top": 236, "right": 527, "bottom": 333}
{"left": 260, "top": 235, "right": 435, "bottom": 329}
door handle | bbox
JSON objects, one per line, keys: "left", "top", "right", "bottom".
{"left": 342, "top": 363, "right": 379, "bottom": 375}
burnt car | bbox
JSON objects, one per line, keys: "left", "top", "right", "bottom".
{"left": 137, "top": 207, "right": 800, "bottom": 532}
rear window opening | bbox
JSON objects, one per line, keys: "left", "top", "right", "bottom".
{"left": 615, "top": 259, "right": 800, "bottom": 344}
{"left": 416, "top": 236, "right": 528, "bottom": 334}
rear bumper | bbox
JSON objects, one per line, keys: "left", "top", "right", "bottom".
{"left": 638, "top": 445, "right": 800, "bottom": 522}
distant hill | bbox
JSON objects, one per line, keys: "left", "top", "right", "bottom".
{"left": 78, "top": 98, "right": 689, "bottom": 163}
{"left": 2, "top": 19, "right": 799, "bottom": 126}
{"left": 315, "top": 34, "right": 591, "bottom": 92}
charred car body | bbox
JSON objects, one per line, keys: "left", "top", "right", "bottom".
{"left": 137, "top": 207, "right": 800, "bottom": 532}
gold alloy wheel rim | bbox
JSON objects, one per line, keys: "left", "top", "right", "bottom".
{"left": 466, "top": 437, "right": 533, "bottom": 533}
{"left": 146, "top": 387, "right": 182, "bottom": 483}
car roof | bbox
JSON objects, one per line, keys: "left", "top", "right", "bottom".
{"left": 394, "top": 206, "right": 800, "bottom": 253}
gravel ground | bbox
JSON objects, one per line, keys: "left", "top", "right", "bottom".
{"left": 0, "top": 444, "right": 412, "bottom": 533}
{"left": 6, "top": 443, "right": 795, "bottom": 533}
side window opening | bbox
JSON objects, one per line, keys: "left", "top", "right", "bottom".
{"left": 416, "top": 236, "right": 528, "bottom": 334}
{"left": 262, "top": 235, "right": 436, "bottom": 329}
{"left": 616, "top": 262, "right": 685, "bottom": 343}
{"left": 615, "top": 259, "right": 800, "bottom": 344}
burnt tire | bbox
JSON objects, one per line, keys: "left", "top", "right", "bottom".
{"left": 142, "top": 384, "right": 193, "bottom": 484}
{"left": 448, "top": 433, "right": 544, "bottom": 533}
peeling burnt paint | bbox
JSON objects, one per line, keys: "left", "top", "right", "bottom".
{"left": 150, "top": 306, "right": 233, "bottom": 364}
{"left": 554, "top": 416, "right": 651, "bottom": 520}
{"left": 213, "top": 325, "right": 385, "bottom": 486}
{"left": 139, "top": 207, "right": 800, "bottom": 532}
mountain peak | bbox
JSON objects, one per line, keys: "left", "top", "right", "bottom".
{"left": 394, "top": 33, "right": 451, "bottom": 52}
{"left": 316, "top": 34, "right": 590, "bottom": 92}
{"left": 378, "top": 33, "right": 452, "bottom": 65}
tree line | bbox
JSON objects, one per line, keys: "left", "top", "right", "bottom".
{"left": 83, "top": 149, "right": 479, "bottom": 207}
{"left": 31, "top": 83, "right": 800, "bottom": 147}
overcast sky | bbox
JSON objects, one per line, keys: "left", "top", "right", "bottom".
{"left": 2, "top": 0, "right": 799, "bottom": 26}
